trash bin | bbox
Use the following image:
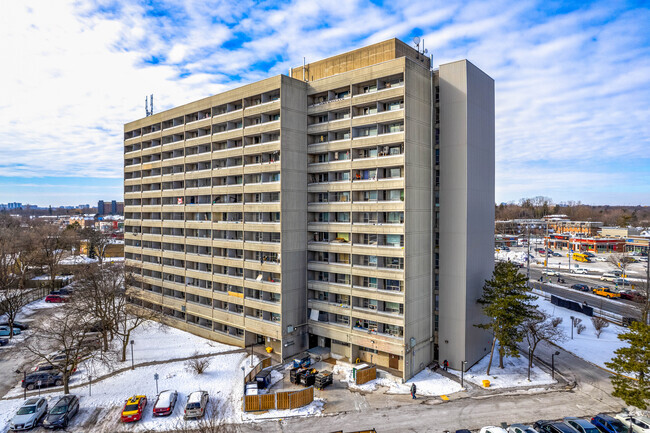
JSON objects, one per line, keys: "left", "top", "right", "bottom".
{"left": 482, "top": 380, "right": 490, "bottom": 388}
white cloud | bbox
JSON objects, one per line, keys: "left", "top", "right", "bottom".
{"left": 0, "top": 0, "right": 648, "bottom": 205}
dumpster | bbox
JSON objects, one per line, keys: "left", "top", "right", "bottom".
{"left": 293, "top": 355, "right": 311, "bottom": 368}
{"left": 255, "top": 369, "right": 272, "bottom": 389}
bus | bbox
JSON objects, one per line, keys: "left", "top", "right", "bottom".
{"left": 573, "top": 253, "right": 591, "bottom": 262}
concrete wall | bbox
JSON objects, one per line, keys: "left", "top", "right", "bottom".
{"left": 279, "top": 75, "right": 309, "bottom": 359}
{"left": 403, "top": 60, "right": 434, "bottom": 379}
{"left": 438, "top": 60, "right": 494, "bottom": 370}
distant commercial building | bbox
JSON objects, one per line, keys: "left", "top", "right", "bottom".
{"left": 546, "top": 233, "right": 625, "bottom": 253}
{"left": 626, "top": 236, "right": 650, "bottom": 254}
{"left": 123, "top": 39, "right": 495, "bottom": 378}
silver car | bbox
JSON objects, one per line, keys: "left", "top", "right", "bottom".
{"left": 184, "top": 391, "right": 209, "bottom": 419}
{"left": 9, "top": 397, "right": 48, "bottom": 431}
{"left": 564, "top": 417, "right": 600, "bottom": 433}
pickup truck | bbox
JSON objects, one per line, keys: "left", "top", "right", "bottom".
{"left": 593, "top": 287, "right": 621, "bottom": 299}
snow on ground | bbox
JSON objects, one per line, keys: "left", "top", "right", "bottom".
{"left": 332, "top": 364, "right": 461, "bottom": 396}
{"left": 0, "top": 353, "right": 254, "bottom": 433}
{"left": 533, "top": 295, "right": 628, "bottom": 369}
{"left": 449, "top": 349, "right": 556, "bottom": 390}
{"left": 2, "top": 319, "right": 241, "bottom": 398}
{"left": 242, "top": 398, "right": 325, "bottom": 421}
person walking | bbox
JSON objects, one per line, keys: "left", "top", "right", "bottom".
{"left": 443, "top": 360, "right": 448, "bottom": 371}
{"left": 410, "top": 383, "right": 417, "bottom": 399}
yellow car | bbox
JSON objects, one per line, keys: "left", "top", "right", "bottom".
{"left": 592, "top": 287, "right": 621, "bottom": 299}
{"left": 121, "top": 395, "right": 147, "bottom": 423}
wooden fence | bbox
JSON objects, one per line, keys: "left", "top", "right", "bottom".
{"left": 244, "top": 386, "right": 314, "bottom": 412}
{"left": 244, "top": 357, "right": 271, "bottom": 384}
{"left": 355, "top": 366, "right": 377, "bottom": 385}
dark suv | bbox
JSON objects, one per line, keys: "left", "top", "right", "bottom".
{"left": 591, "top": 414, "right": 627, "bottom": 433}
{"left": 22, "top": 372, "right": 64, "bottom": 390}
{"left": 571, "top": 284, "right": 589, "bottom": 292}
{"left": 534, "top": 421, "right": 578, "bottom": 433}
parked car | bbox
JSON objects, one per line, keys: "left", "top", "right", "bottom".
{"left": 619, "top": 290, "right": 647, "bottom": 302}
{"left": 564, "top": 417, "right": 600, "bottom": 433}
{"left": 153, "top": 390, "right": 178, "bottom": 417}
{"left": 33, "top": 360, "right": 76, "bottom": 374}
{"left": 591, "top": 414, "right": 627, "bottom": 433}
{"left": 184, "top": 391, "right": 209, "bottom": 419}
{"left": 121, "top": 395, "right": 147, "bottom": 423}
{"left": 0, "top": 320, "right": 29, "bottom": 330}
{"left": 43, "top": 394, "right": 80, "bottom": 429}
{"left": 593, "top": 287, "right": 621, "bottom": 298}
{"left": 0, "top": 337, "right": 8, "bottom": 346}
{"left": 9, "top": 397, "right": 48, "bottom": 431}
{"left": 583, "top": 252, "right": 596, "bottom": 257}
{"left": 571, "top": 284, "right": 590, "bottom": 292}
{"left": 508, "top": 424, "right": 538, "bottom": 433}
{"left": 534, "top": 421, "right": 578, "bottom": 433}
{"left": 22, "top": 372, "right": 64, "bottom": 390}
{"left": 571, "top": 268, "right": 588, "bottom": 274}
{"left": 0, "top": 326, "right": 21, "bottom": 336}
{"left": 480, "top": 427, "right": 508, "bottom": 433}
{"left": 50, "top": 288, "right": 74, "bottom": 296}
{"left": 45, "top": 294, "right": 69, "bottom": 303}
{"left": 595, "top": 257, "right": 608, "bottom": 262}
{"left": 542, "top": 270, "right": 560, "bottom": 276}
{"left": 614, "top": 413, "right": 650, "bottom": 433}
{"left": 552, "top": 252, "right": 562, "bottom": 257}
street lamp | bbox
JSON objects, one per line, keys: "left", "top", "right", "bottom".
{"left": 130, "top": 340, "right": 135, "bottom": 370}
{"left": 570, "top": 316, "right": 575, "bottom": 340}
{"left": 460, "top": 363, "right": 464, "bottom": 387}
{"left": 551, "top": 351, "right": 560, "bottom": 380}
{"left": 527, "top": 345, "right": 531, "bottom": 381}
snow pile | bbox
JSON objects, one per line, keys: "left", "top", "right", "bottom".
{"left": 495, "top": 250, "right": 529, "bottom": 263}
{"left": 243, "top": 398, "right": 325, "bottom": 421}
{"left": 451, "top": 350, "right": 556, "bottom": 389}
{"left": 60, "top": 255, "right": 98, "bottom": 265}
{"left": 533, "top": 295, "right": 628, "bottom": 369}
{"left": 333, "top": 364, "right": 461, "bottom": 396}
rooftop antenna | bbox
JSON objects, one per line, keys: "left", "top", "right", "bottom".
{"left": 413, "top": 36, "right": 421, "bottom": 52}
{"left": 150, "top": 94, "right": 154, "bottom": 115}
{"left": 145, "top": 95, "right": 150, "bottom": 117}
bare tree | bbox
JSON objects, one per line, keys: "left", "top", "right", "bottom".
{"left": 592, "top": 316, "right": 610, "bottom": 338}
{"left": 551, "top": 317, "right": 563, "bottom": 328}
{"left": 81, "top": 227, "right": 111, "bottom": 265}
{"left": 172, "top": 399, "right": 237, "bottom": 433}
{"left": 576, "top": 324, "right": 586, "bottom": 334}
{"left": 608, "top": 253, "right": 630, "bottom": 290}
{"left": 185, "top": 352, "right": 211, "bottom": 374}
{"left": 522, "top": 312, "right": 566, "bottom": 372}
{"left": 109, "top": 273, "right": 159, "bottom": 363}
{"left": 71, "top": 263, "right": 123, "bottom": 351}
{"left": 34, "top": 223, "right": 76, "bottom": 291}
{"left": 0, "top": 217, "right": 35, "bottom": 338}
{"left": 25, "top": 308, "right": 95, "bottom": 394}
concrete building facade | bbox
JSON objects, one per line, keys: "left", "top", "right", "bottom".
{"left": 123, "top": 39, "right": 494, "bottom": 379}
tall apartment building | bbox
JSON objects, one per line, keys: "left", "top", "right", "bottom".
{"left": 123, "top": 39, "right": 494, "bottom": 379}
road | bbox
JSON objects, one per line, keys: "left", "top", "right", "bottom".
{"left": 198, "top": 343, "right": 623, "bottom": 433}
{"left": 526, "top": 268, "right": 643, "bottom": 319}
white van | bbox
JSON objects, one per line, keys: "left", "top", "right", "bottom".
{"left": 600, "top": 272, "right": 619, "bottom": 282}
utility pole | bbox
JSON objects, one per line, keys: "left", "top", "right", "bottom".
{"left": 527, "top": 222, "right": 531, "bottom": 282}
{"left": 545, "top": 218, "right": 549, "bottom": 277}
{"left": 645, "top": 240, "right": 649, "bottom": 324}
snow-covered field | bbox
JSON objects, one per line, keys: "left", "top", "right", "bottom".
{"left": 450, "top": 349, "right": 556, "bottom": 390}
{"left": 0, "top": 352, "right": 256, "bottom": 432}
{"left": 333, "top": 364, "right": 462, "bottom": 396}
{"left": 534, "top": 295, "right": 628, "bottom": 369}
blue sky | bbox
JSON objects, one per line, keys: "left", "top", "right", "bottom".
{"left": 1, "top": 0, "right": 649, "bottom": 206}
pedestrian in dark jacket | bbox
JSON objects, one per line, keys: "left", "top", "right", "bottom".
{"left": 410, "top": 383, "right": 416, "bottom": 399}
{"left": 443, "top": 359, "right": 448, "bottom": 371}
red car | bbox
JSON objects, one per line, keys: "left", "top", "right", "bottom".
{"left": 45, "top": 295, "right": 69, "bottom": 303}
{"left": 121, "top": 395, "right": 147, "bottom": 422}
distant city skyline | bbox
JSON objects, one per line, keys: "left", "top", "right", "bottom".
{"left": 1, "top": 0, "right": 649, "bottom": 205}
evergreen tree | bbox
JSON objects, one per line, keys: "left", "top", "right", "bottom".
{"left": 477, "top": 261, "right": 537, "bottom": 374}
{"left": 605, "top": 321, "right": 650, "bottom": 409}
